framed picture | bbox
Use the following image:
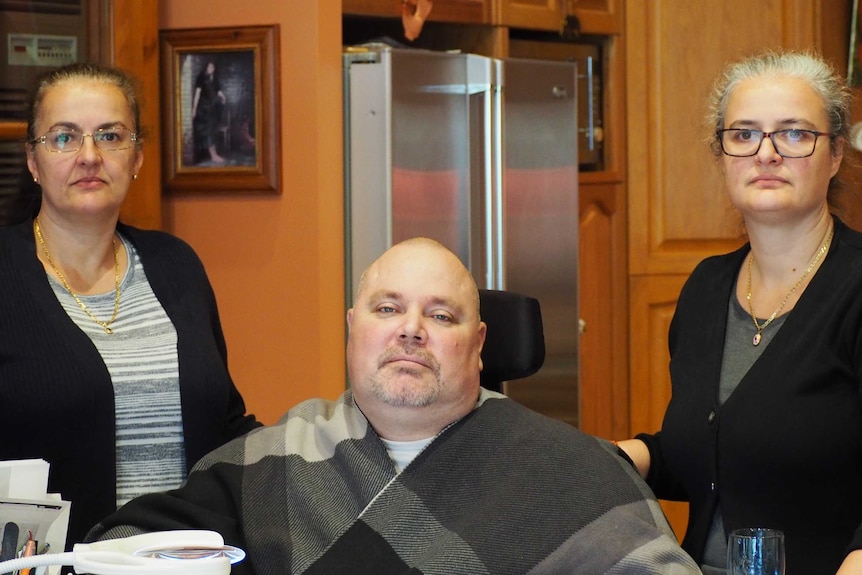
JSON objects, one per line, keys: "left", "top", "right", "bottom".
{"left": 160, "top": 25, "right": 280, "bottom": 194}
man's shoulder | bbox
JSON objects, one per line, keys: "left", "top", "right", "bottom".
{"left": 275, "top": 393, "right": 355, "bottom": 425}
{"left": 476, "top": 391, "right": 588, "bottom": 437}
{"left": 224, "top": 393, "right": 369, "bottom": 467}
{"left": 471, "top": 393, "right": 620, "bottom": 467}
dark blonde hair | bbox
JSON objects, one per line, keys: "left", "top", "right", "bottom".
{"left": 26, "top": 62, "right": 142, "bottom": 143}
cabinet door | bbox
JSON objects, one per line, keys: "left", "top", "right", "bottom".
{"left": 567, "top": 0, "right": 622, "bottom": 35}
{"left": 629, "top": 273, "right": 689, "bottom": 539}
{"left": 627, "top": 0, "right": 817, "bottom": 278}
{"left": 578, "top": 181, "right": 628, "bottom": 440}
{"left": 499, "top": 0, "right": 563, "bottom": 31}
{"left": 343, "top": 0, "right": 492, "bottom": 24}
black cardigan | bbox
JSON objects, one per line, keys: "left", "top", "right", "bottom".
{"left": 638, "top": 217, "right": 862, "bottom": 575}
{"left": 0, "top": 219, "right": 260, "bottom": 549}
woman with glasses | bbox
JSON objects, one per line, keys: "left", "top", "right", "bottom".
{"left": 618, "top": 50, "right": 862, "bottom": 574}
{"left": 0, "top": 63, "right": 260, "bottom": 550}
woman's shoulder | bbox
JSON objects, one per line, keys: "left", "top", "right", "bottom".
{"left": 688, "top": 243, "right": 749, "bottom": 280}
{"left": 671, "top": 245, "right": 748, "bottom": 311}
{"left": 834, "top": 217, "right": 862, "bottom": 254}
{"left": 0, "top": 219, "right": 36, "bottom": 258}
{"left": 118, "top": 223, "right": 205, "bottom": 267}
{"left": 0, "top": 218, "right": 34, "bottom": 238}
{"left": 119, "top": 223, "right": 195, "bottom": 251}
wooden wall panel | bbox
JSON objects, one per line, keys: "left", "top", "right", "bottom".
{"left": 100, "top": 0, "right": 163, "bottom": 230}
{"left": 628, "top": 274, "right": 685, "bottom": 433}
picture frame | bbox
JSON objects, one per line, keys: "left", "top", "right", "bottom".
{"left": 159, "top": 25, "right": 280, "bottom": 194}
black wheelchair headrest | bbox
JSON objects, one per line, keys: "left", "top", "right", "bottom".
{"left": 478, "top": 289, "right": 545, "bottom": 392}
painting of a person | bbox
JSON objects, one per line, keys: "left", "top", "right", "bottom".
{"left": 191, "top": 60, "right": 226, "bottom": 164}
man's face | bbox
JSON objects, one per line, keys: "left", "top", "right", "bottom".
{"left": 346, "top": 241, "right": 486, "bottom": 435}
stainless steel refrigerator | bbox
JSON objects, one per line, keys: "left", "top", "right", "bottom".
{"left": 343, "top": 45, "right": 579, "bottom": 427}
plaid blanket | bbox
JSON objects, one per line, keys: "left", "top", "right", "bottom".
{"left": 91, "top": 389, "right": 699, "bottom": 574}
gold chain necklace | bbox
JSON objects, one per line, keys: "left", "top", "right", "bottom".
{"left": 33, "top": 218, "right": 121, "bottom": 334}
{"left": 746, "top": 225, "right": 833, "bottom": 346}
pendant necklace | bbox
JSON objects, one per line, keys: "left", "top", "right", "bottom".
{"left": 746, "top": 225, "right": 833, "bottom": 346}
{"left": 34, "top": 218, "right": 121, "bottom": 334}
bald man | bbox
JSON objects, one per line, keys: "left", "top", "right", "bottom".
{"left": 89, "top": 238, "right": 699, "bottom": 574}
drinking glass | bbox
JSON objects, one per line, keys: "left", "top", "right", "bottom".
{"left": 727, "top": 528, "right": 785, "bottom": 575}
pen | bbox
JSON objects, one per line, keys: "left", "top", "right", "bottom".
{"left": 20, "top": 531, "right": 36, "bottom": 575}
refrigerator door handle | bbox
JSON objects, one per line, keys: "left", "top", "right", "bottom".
{"left": 488, "top": 59, "right": 505, "bottom": 290}
{"left": 467, "top": 53, "right": 505, "bottom": 291}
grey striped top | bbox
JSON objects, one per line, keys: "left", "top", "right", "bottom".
{"left": 45, "top": 233, "right": 186, "bottom": 508}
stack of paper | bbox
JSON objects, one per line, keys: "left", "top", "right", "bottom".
{"left": 0, "top": 459, "right": 70, "bottom": 575}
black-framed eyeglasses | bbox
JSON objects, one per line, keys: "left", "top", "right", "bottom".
{"left": 717, "top": 128, "right": 833, "bottom": 158}
{"left": 30, "top": 127, "right": 138, "bottom": 154}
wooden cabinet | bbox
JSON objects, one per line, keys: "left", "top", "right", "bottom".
{"left": 342, "top": 0, "right": 493, "bottom": 24}
{"left": 342, "top": 0, "right": 621, "bottom": 33}
{"left": 578, "top": 181, "right": 628, "bottom": 440}
{"left": 498, "top": 0, "right": 563, "bottom": 31}
{"left": 0, "top": 0, "right": 161, "bottom": 230}
{"left": 628, "top": 273, "right": 688, "bottom": 533}
{"left": 568, "top": 0, "right": 622, "bottom": 35}
{"left": 497, "top": 0, "right": 621, "bottom": 33}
